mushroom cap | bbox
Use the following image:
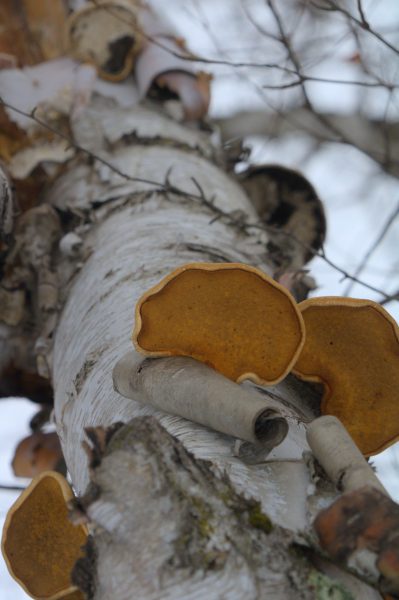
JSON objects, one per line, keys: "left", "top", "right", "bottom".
{"left": 133, "top": 262, "right": 305, "bottom": 385}
{"left": 1, "top": 471, "right": 87, "bottom": 600}
{"left": 293, "top": 297, "right": 399, "bottom": 456}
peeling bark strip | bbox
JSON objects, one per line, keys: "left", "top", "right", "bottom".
{"left": 81, "top": 417, "right": 327, "bottom": 600}
{"left": 113, "top": 353, "right": 288, "bottom": 448}
{"left": 307, "top": 416, "right": 388, "bottom": 495}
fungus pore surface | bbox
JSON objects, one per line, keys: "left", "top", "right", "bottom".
{"left": 133, "top": 263, "right": 305, "bottom": 385}
{"left": 1, "top": 471, "right": 87, "bottom": 600}
{"left": 293, "top": 297, "right": 399, "bottom": 456}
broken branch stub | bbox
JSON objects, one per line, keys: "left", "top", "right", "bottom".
{"left": 293, "top": 297, "right": 399, "bottom": 456}
{"left": 66, "top": 1, "right": 143, "bottom": 82}
{"left": 113, "top": 353, "right": 288, "bottom": 450}
{"left": 133, "top": 262, "right": 305, "bottom": 386}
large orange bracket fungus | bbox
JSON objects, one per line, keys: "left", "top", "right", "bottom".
{"left": 293, "top": 297, "right": 399, "bottom": 456}
{"left": 1, "top": 471, "right": 87, "bottom": 600}
{"left": 133, "top": 262, "right": 305, "bottom": 385}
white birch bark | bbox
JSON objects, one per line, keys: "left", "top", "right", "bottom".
{"left": 47, "top": 104, "right": 380, "bottom": 599}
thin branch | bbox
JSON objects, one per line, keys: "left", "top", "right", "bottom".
{"left": 266, "top": 0, "right": 308, "bottom": 103}
{"left": 0, "top": 97, "right": 393, "bottom": 300}
{"left": 318, "top": 0, "right": 399, "bottom": 56}
{"left": 263, "top": 75, "right": 397, "bottom": 90}
{"left": 344, "top": 201, "right": 399, "bottom": 296}
{"left": 356, "top": 0, "right": 370, "bottom": 29}
{"left": 264, "top": 0, "right": 350, "bottom": 150}
{"left": 0, "top": 99, "right": 176, "bottom": 190}
{"left": 90, "top": 0, "right": 397, "bottom": 90}
{"left": 90, "top": 0, "right": 285, "bottom": 70}
{"left": 0, "top": 483, "right": 26, "bottom": 492}
{"left": 380, "top": 289, "right": 399, "bottom": 306}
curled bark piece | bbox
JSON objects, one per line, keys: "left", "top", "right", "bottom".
{"left": 9, "top": 141, "right": 75, "bottom": 180}
{"left": 307, "top": 415, "right": 387, "bottom": 495}
{"left": 66, "top": 1, "right": 143, "bottom": 82}
{"left": 113, "top": 352, "right": 288, "bottom": 449}
{"left": 135, "top": 35, "right": 211, "bottom": 120}
{"left": 152, "top": 70, "right": 212, "bottom": 121}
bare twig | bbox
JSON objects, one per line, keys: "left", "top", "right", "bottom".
{"left": 344, "top": 201, "right": 399, "bottom": 296}
{"left": 0, "top": 483, "right": 26, "bottom": 492}
{"left": 0, "top": 97, "right": 393, "bottom": 300}
{"left": 91, "top": 0, "right": 397, "bottom": 89}
{"left": 356, "top": 0, "right": 370, "bottom": 30}
{"left": 264, "top": 0, "right": 385, "bottom": 183}
{"left": 380, "top": 289, "right": 399, "bottom": 306}
{"left": 262, "top": 75, "right": 396, "bottom": 90}
{"left": 316, "top": 0, "right": 399, "bottom": 56}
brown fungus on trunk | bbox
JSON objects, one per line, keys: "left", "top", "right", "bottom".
{"left": 12, "top": 431, "right": 66, "bottom": 479}
{"left": 66, "top": 1, "right": 143, "bottom": 82}
{"left": 133, "top": 262, "right": 305, "bottom": 386}
{"left": 293, "top": 297, "right": 399, "bottom": 456}
{"left": 1, "top": 471, "right": 88, "bottom": 600}
{"left": 314, "top": 486, "right": 399, "bottom": 596}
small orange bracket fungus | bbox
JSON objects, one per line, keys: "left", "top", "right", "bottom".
{"left": 133, "top": 263, "right": 305, "bottom": 385}
{"left": 293, "top": 297, "right": 399, "bottom": 456}
{"left": 314, "top": 486, "right": 399, "bottom": 596}
{"left": 1, "top": 471, "right": 87, "bottom": 600}
{"left": 12, "top": 431, "right": 65, "bottom": 478}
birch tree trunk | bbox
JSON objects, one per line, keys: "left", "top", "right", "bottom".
{"left": 0, "top": 2, "right": 395, "bottom": 597}
{"left": 28, "top": 100, "right": 379, "bottom": 599}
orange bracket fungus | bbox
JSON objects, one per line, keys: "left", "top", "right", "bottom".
{"left": 12, "top": 431, "right": 65, "bottom": 479}
{"left": 314, "top": 486, "right": 399, "bottom": 596}
{"left": 1, "top": 471, "right": 87, "bottom": 600}
{"left": 133, "top": 262, "right": 305, "bottom": 386}
{"left": 293, "top": 297, "right": 399, "bottom": 456}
